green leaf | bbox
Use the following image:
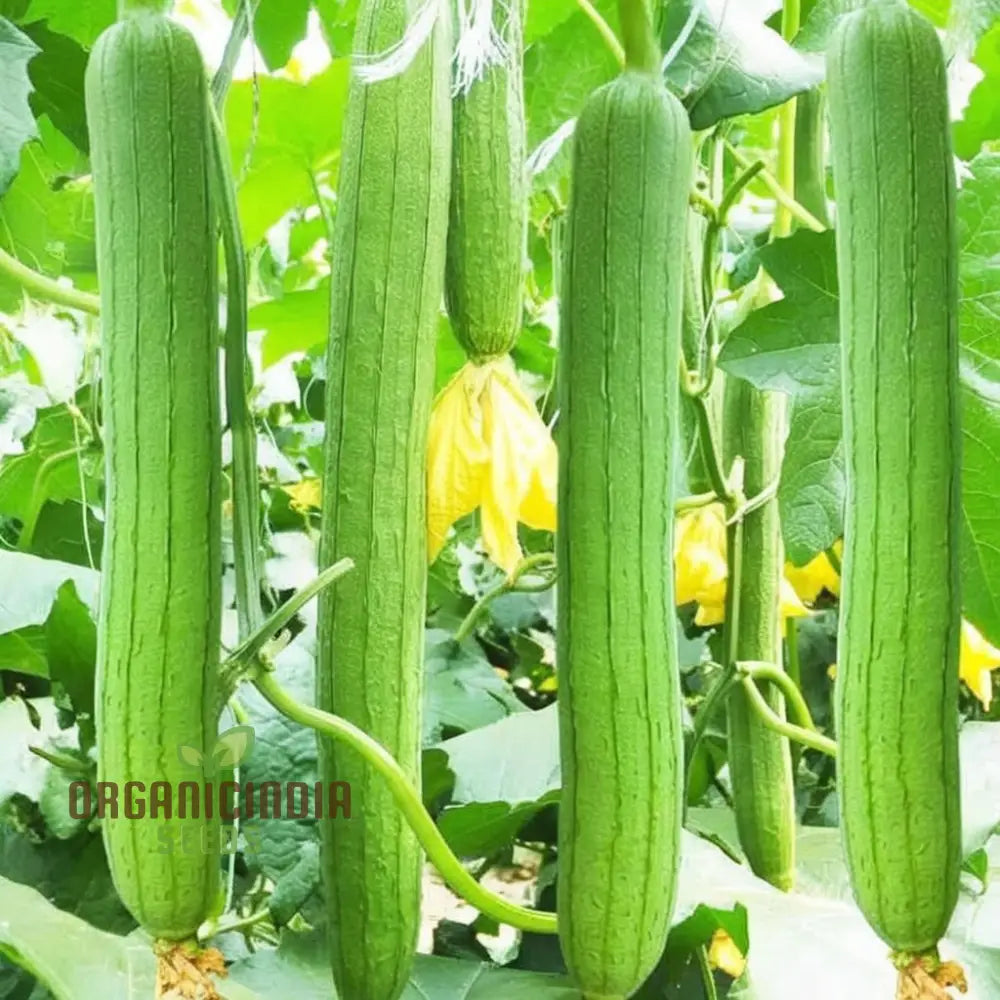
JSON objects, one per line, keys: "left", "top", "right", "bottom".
{"left": 662, "top": 0, "right": 823, "bottom": 129}
{"left": 955, "top": 22, "right": 1000, "bottom": 161}
{"left": 524, "top": 0, "right": 577, "bottom": 41}
{"left": 22, "top": 22, "right": 88, "bottom": 154}
{"left": 0, "top": 830, "right": 133, "bottom": 933}
{"left": 718, "top": 229, "right": 843, "bottom": 564}
{"left": 0, "top": 551, "right": 97, "bottom": 676}
{"left": 43, "top": 579, "right": 95, "bottom": 733}
{"left": 719, "top": 153, "right": 1000, "bottom": 646}
{"left": 0, "top": 116, "right": 95, "bottom": 286}
{"left": 524, "top": 0, "right": 619, "bottom": 149}
{"left": 313, "top": 0, "right": 359, "bottom": 57}
{"left": 251, "top": 284, "right": 328, "bottom": 369}
{"left": 430, "top": 705, "right": 560, "bottom": 858}
{"left": 0, "top": 17, "right": 40, "bottom": 197}
{"left": 19, "top": 0, "right": 115, "bottom": 47}
{"left": 226, "top": 928, "right": 579, "bottom": 999}
{"left": 225, "top": 60, "right": 349, "bottom": 246}
{"left": 423, "top": 630, "right": 525, "bottom": 743}
{"left": 0, "top": 876, "right": 153, "bottom": 1000}
{"left": 0, "top": 403, "right": 88, "bottom": 533}
{"left": 253, "top": 0, "right": 312, "bottom": 70}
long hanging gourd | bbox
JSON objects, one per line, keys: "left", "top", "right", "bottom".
{"left": 315, "top": 0, "right": 451, "bottom": 997}
{"left": 445, "top": 0, "right": 526, "bottom": 361}
{"left": 557, "top": 7, "right": 690, "bottom": 995}
{"left": 827, "top": 0, "right": 961, "bottom": 954}
{"left": 87, "top": 1, "right": 222, "bottom": 940}
{"left": 723, "top": 379, "right": 796, "bottom": 890}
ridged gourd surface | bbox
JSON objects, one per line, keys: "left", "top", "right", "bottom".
{"left": 445, "top": 0, "right": 526, "bottom": 360}
{"left": 315, "top": 0, "right": 451, "bottom": 997}
{"left": 87, "top": 10, "right": 222, "bottom": 941}
{"left": 723, "top": 379, "right": 796, "bottom": 891}
{"left": 827, "top": 0, "right": 962, "bottom": 953}
{"left": 557, "top": 70, "right": 689, "bottom": 1000}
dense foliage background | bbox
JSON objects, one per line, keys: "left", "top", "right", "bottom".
{"left": 2, "top": 1, "right": 1000, "bottom": 997}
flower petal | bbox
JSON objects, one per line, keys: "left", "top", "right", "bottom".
{"left": 426, "top": 363, "right": 490, "bottom": 563}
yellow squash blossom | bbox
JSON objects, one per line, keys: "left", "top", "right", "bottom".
{"left": 959, "top": 618, "right": 1000, "bottom": 709}
{"left": 283, "top": 477, "right": 322, "bottom": 513}
{"left": 427, "top": 357, "right": 556, "bottom": 575}
{"left": 707, "top": 928, "right": 747, "bottom": 978}
{"left": 784, "top": 539, "right": 842, "bottom": 604}
{"left": 673, "top": 502, "right": 808, "bottom": 631}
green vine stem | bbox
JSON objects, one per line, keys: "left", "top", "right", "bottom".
{"left": 0, "top": 249, "right": 100, "bottom": 316}
{"left": 772, "top": 0, "right": 801, "bottom": 240}
{"left": 209, "top": 103, "right": 263, "bottom": 640}
{"left": 617, "top": 0, "right": 661, "bottom": 73}
{"left": 453, "top": 553, "right": 556, "bottom": 643}
{"left": 251, "top": 665, "right": 559, "bottom": 935}
{"left": 739, "top": 676, "right": 837, "bottom": 757}
{"left": 784, "top": 619, "right": 803, "bottom": 770}
{"left": 578, "top": 0, "right": 626, "bottom": 66}
{"left": 200, "top": 906, "right": 271, "bottom": 942}
{"left": 737, "top": 661, "right": 816, "bottom": 733}
{"left": 219, "top": 558, "right": 355, "bottom": 700}
{"left": 211, "top": 0, "right": 259, "bottom": 109}
{"left": 684, "top": 663, "right": 739, "bottom": 808}
{"left": 697, "top": 944, "right": 721, "bottom": 1000}
{"left": 725, "top": 142, "right": 825, "bottom": 234}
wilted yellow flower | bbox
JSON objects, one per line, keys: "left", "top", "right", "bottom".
{"left": 427, "top": 358, "right": 556, "bottom": 575}
{"left": 960, "top": 618, "right": 1000, "bottom": 709}
{"left": 785, "top": 539, "right": 842, "bottom": 604}
{"left": 675, "top": 504, "right": 727, "bottom": 608}
{"left": 674, "top": 502, "right": 809, "bottom": 632}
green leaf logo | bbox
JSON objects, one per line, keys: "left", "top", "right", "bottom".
{"left": 211, "top": 725, "right": 256, "bottom": 770}
{"left": 176, "top": 726, "right": 255, "bottom": 775}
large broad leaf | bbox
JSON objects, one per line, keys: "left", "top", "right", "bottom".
{"left": 0, "top": 17, "right": 39, "bottom": 197}
{"left": 717, "top": 229, "right": 842, "bottom": 564}
{"left": 0, "top": 116, "right": 95, "bottom": 290}
{"left": 225, "top": 60, "right": 349, "bottom": 247}
{"left": 955, "top": 21, "right": 1000, "bottom": 161}
{"left": 718, "top": 153, "right": 1000, "bottom": 644}
{"left": 523, "top": 0, "right": 619, "bottom": 149}
{"left": 662, "top": 0, "right": 822, "bottom": 130}
{"left": 17, "top": 0, "right": 115, "bottom": 48}
{"left": 424, "top": 705, "right": 560, "bottom": 858}
{"left": 0, "top": 551, "right": 97, "bottom": 676}
{"left": 22, "top": 22, "right": 88, "bottom": 154}
{"left": 251, "top": 0, "right": 312, "bottom": 70}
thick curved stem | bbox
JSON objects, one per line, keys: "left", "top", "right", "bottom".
{"left": 738, "top": 660, "right": 817, "bottom": 733}
{"left": 740, "top": 676, "right": 837, "bottom": 757}
{"left": 453, "top": 552, "right": 556, "bottom": 643}
{"left": 0, "top": 248, "right": 100, "bottom": 315}
{"left": 618, "top": 0, "right": 661, "bottom": 73}
{"left": 251, "top": 667, "right": 559, "bottom": 934}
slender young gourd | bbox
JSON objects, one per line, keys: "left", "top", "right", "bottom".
{"left": 827, "top": 0, "right": 961, "bottom": 953}
{"left": 87, "top": 6, "right": 222, "bottom": 940}
{"left": 723, "top": 378, "right": 796, "bottom": 890}
{"left": 315, "top": 1, "right": 451, "bottom": 997}
{"left": 558, "top": 69, "right": 691, "bottom": 998}
{"left": 445, "top": 0, "right": 526, "bottom": 360}
{"left": 792, "top": 88, "right": 830, "bottom": 229}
